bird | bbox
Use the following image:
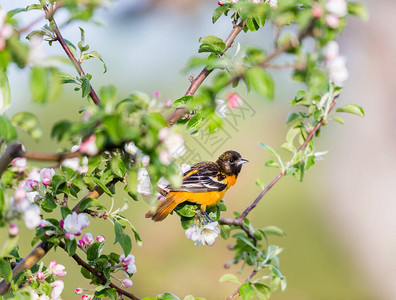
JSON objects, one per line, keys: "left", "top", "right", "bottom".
{"left": 145, "top": 150, "right": 248, "bottom": 222}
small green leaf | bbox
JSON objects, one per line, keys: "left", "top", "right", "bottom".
{"left": 79, "top": 198, "right": 104, "bottom": 211}
{"left": 173, "top": 95, "right": 193, "bottom": 108}
{"left": 212, "top": 5, "right": 228, "bottom": 23}
{"left": 220, "top": 224, "right": 231, "bottom": 240}
{"left": 285, "top": 112, "right": 300, "bottom": 126}
{"left": 0, "top": 69, "right": 11, "bottom": 112}
{"left": 245, "top": 67, "right": 274, "bottom": 99}
{"left": 336, "top": 104, "right": 365, "bottom": 117}
{"left": 219, "top": 273, "right": 240, "bottom": 283}
{"left": 88, "top": 176, "right": 113, "bottom": 196}
{"left": 11, "top": 112, "right": 42, "bottom": 141}
{"left": 332, "top": 116, "right": 344, "bottom": 125}
{"left": 65, "top": 239, "right": 77, "bottom": 256}
{"left": 0, "top": 114, "right": 17, "bottom": 143}
{"left": 87, "top": 242, "right": 104, "bottom": 261}
{"left": 239, "top": 283, "right": 255, "bottom": 300}
{"left": 260, "top": 226, "right": 286, "bottom": 237}
{"left": 199, "top": 36, "right": 225, "bottom": 53}
{"left": 186, "top": 114, "right": 203, "bottom": 133}
{"left": 81, "top": 77, "right": 91, "bottom": 98}
{"left": 83, "top": 50, "right": 107, "bottom": 73}
{"left": 114, "top": 220, "right": 132, "bottom": 256}
{"left": 348, "top": 2, "right": 369, "bottom": 21}
{"left": 0, "top": 259, "right": 12, "bottom": 283}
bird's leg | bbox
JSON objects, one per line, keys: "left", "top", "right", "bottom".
{"left": 199, "top": 209, "right": 213, "bottom": 223}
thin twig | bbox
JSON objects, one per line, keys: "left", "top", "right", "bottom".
{"left": 0, "top": 178, "right": 121, "bottom": 295}
{"left": 167, "top": 20, "right": 246, "bottom": 125}
{"left": 58, "top": 241, "right": 141, "bottom": 300}
{"left": 43, "top": 6, "right": 100, "bottom": 105}
{"left": 226, "top": 269, "right": 258, "bottom": 300}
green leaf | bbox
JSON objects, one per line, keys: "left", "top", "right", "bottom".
{"left": 7, "top": 8, "right": 26, "bottom": 17}
{"left": 199, "top": 36, "right": 225, "bottom": 53}
{"left": 258, "top": 142, "right": 283, "bottom": 169}
{"left": 285, "top": 112, "right": 301, "bottom": 126}
{"left": 173, "top": 95, "right": 193, "bottom": 108}
{"left": 239, "top": 283, "right": 255, "bottom": 300}
{"left": 219, "top": 273, "right": 240, "bottom": 283}
{"left": 245, "top": 67, "right": 274, "bottom": 99}
{"left": 212, "top": 5, "right": 228, "bottom": 23}
{"left": 0, "top": 259, "right": 12, "bottom": 283}
{"left": 0, "top": 69, "right": 11, "bottom": 112}
{"left": 260, "top": 226, "right": 286, "bottom": 237}
{"left": 111, "top": 157, "right": 126, "bottom": 178}
{"left": 186, "top": 114, "right": 203, "bottom": 133}
{"left": 253, "top": 283, "right": 270, "bottom": 294}
{"left": 78, "top": 27, "right": 89, "bottom": 52}
{"left": 0, "top": 114, "right": 17, "bottom": 143}
{"left": 83, "top": 50, "right": 107, "bottom": 73}
{"left": 30, "top": 67, "right": 48, "bottom": 103}
{"left": 65, "top": 239, "right": 77, "bottom": 256}
{"left": 156, "top": 292, "right": 181, "bottom": 300}
{"left": 99, "top": 85, "right": 117, "bottom": 104}
{"left": 95, "top": 288, "right": 117, "bottom": 300}
{"left": 175, "top": 204, "right": 198, "bottom": 218}
{"left": 11, "top": 112, "right": 42, "bottom": 141}
{"left": 114, "top": 220, "right": 132, "bottom": 256}
{"left": 348, "top": 2, "right": 369, "bottom": 21}
{"left": 79, "top": 198, "right": 104, "bottom": 211}
{"left": 332, "top": 116, "right": 344, "bottom": 125}
{"left": 87, "top": 242, "right": 104, "bottom": 261}
{"left": 220, "top": 224, "right": 231, "bottom": 240}
{"left": 81, "top": 77, "right": 91, "bottom": 98}
{"left": 336, "top": 104, "right": 365, "bottom": 117}
{"left": 60, "top": 206, "right": 72, "bottom": 220}
{"left": 88, "top": 176, "right": 113, "bottom": 196}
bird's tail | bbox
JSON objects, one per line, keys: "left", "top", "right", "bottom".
{"left": 145, "top": 194, "right": 179, "bottom": 222}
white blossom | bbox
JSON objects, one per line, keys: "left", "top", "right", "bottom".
{"left": 164, "top": 132, "right": 186, "bottom": 158}
{"left": 63, "top": 212, "right": 90, "bottom": 235}
{"left": 51, "top": 280, "right": 64, "bottom": 300}
{"left": 124, "top": 142, "right": 139, "bottom": 155}
{"left": 325, "top": 0, "right": 348, "bottom": 17}
{"left": 137, "top": 168, "right": 151, "bottom": 195}
{"left": 186, "top": 222, "right": 220, "bottom": 246}
{"left": 24, "top": 204, "right": 41, "bottom": 229}
{"left": 215, "top": 99, "right": 227, "bottom": 119}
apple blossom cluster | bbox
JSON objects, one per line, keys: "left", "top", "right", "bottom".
{"left": 323, "top": 41, "right": 348, "bottom": 86}
{"left": 77, "top": 233, "right": 106, "bottom": 250}
{"left": 185, "top": 221, "right": 221, "bottom": 246}
{"left": 218, "top": 0, "right": 278, "bottom": 9}
{"left": 62, "top": 145, "right": 89, "bottom": 173}
{"left": 8, "top": 164, "right": 56, "bottom": 230}
{"left": 311, "top": 0, "right": 348, "bottom": 29}
{"left": 0, "top": 8, "right": 12, "bottom": 51}
{"left": 63, "top": 212, "right": 90, "bottom": 240}
{"left": 29, "top": 260, "right": 66, "bottom": 300}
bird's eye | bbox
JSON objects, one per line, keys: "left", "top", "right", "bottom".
{"left": 229, "top": 158, "right": 234, "bottom": 163}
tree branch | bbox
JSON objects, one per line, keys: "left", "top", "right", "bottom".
{"left": 226, "top": 269, "right": 258, "bottom": 300}
{"left": 167, "top": 20, "right": 246, "bottom": 125}
{"left": 43, "top": 6, "right": 100, "bottom": 105}
{"left": 58, "top": 241, "right": 141, "bottom": 300}
{"left": 0, "top": 143, "right": 25, "bottom": 177}
{"left": 0, "top": 177, "right": 121, "bottom": 295}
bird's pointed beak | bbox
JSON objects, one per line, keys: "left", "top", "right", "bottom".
{"left": 237, "top": 158, "right": 249, "bottom": 165}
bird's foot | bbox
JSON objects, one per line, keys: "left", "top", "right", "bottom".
{"left": 200, "top": 210, "right": 213, "bottom": 223}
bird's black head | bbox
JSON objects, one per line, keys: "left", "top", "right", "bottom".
{"left": 216, "top": 150, "right": 248, "bottom": 176}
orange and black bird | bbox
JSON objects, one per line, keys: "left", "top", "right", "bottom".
{"left": 145, "top": 150, "right": 248, "bottom": 222}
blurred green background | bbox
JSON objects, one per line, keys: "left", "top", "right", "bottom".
{"left": 2, "top": 0, "right": 395, "bottom": 299}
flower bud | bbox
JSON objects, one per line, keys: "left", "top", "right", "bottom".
{"left": 122, "top": 279, "right": 133, "bottom": 288}
{"left": 96, "top": 235, "right": 105, "bottom": 243}
{"left": 75, "top": 288, "right": 83, "bottom": 294}
{"left": 36, "top": 271, "right": 45, "bottom": 280}
{"left": 8, "top": 224, "right": 18, "bottom": 236}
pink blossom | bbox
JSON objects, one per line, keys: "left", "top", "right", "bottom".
{"left": 158, "top": 127, "right": 171, "bottom": 142}
{"left": 164, "top": 99, "right": 172, "bottom": 108}
{"left": 48, "top": 260, "right": 67, "bottom": 277}
{"left": 11, "top": 158, "right": 27, "bottom": 172}
{"left": 14, "top": 189, "right": 27, "bottom": 202}
{"left": 51, "top": 280, "right": 64, "bottom": 299}
{"left": 326, "top": 14, "right": 340, "bottom": 28}
{"left": 24, "top": 179, "right": 39, "bottom": 192}
{"left": 142, "top": 155, "right": 150, "bottom": 167}
{"left": 45, "top": 230, "right": 56, "bottom": 237}
{"left": 122, "top": 279, "right": 133, "bottom": 288}
{"left": 59, "top": 220, "right": 64, "bottom": 228}
{"left": 152, "top": 91, "right": 161, "bottom": 98}
{"left": 96, "top": 235, "right": 105, "bottom": 243}
{"left": 80, "top": 135, "right": 98, "bottom": 156}
{"left": 28, "top": 168, "right": 41, "bottom": 181}
{"left": 65, "top": 232, "right": 75, "bottom": 240}
{"left": 159, "top": 150, "right": 172, "bottom": 165}
{"left": 119, "top": 254, "right": 137, "bottom": 274}
{"left": 40, "top": 168, "right": 55, "bottom": 186}
{"left": 77, "top": 239, "right": 86, "bottom": 249}
{"left": 225, "top": 93, "right": 243, "bottom": 109}
{"left": 36, "top": 271, "right": 45, "bottom": 280}
{"left": 63, "top": 212, "right": 90, "bottom": 236}
{"left": 312, "top": 4, "right": 323, "bottom": 18}
{"left": 8, "top": 224, "right": 18, "bottom": 236}
{"left": 82, "top": 295, "right": 93, "bottom": 300}
{"left": 82, "top": 233, "right": 94, "bottom": 245}
{"left": 75, "top": 288, "right": 83, "bottom": 294}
